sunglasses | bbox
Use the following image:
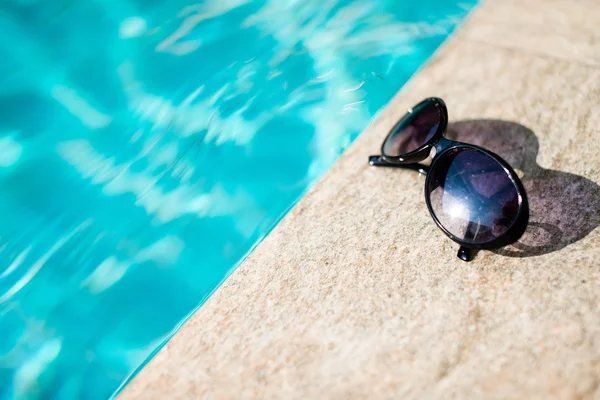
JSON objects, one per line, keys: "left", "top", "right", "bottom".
{"left": 369, "top": 98, "right": 529, "bottom": 262}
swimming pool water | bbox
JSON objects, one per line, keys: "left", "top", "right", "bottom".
{"left": 0, "top": 0, "right": 477, "bottom": 398}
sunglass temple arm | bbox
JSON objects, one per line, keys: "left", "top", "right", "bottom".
{"left": 368, "top": 155, "right": 429, "bottom": 175}
{"left": 457, "top": 246, "right": 477, "bottom": 262}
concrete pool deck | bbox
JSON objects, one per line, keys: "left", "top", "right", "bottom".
{"left": 122, "top": 0, "right": 600, "bottom": 398}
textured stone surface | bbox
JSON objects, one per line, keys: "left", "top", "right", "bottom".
{"left": 121, "top": 0, "right": 600, "bottom": 398}
{"left": 459, "top": 0, "right": 600, "bottom": 67}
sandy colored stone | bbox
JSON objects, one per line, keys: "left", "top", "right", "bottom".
{"left": 121, "top": 0, "right": 600, "bottom": 399}
{"left": 458, "top": 0, "right": 600, "bottom": 67}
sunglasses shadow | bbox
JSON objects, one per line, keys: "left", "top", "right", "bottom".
{"left": 446, "top": 120, "right": 600, "bottom": 258}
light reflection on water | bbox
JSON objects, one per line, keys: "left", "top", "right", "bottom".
{"left": 0, "top": 0, "right": 476, "bottom": 397}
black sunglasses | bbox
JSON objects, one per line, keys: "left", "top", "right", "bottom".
{"left": 369, "top": 98, "right": 529, "bottom": 262}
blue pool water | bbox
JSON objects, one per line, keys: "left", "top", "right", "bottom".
{"left": 0, "top": 0, "right": 477, "bottom": 398}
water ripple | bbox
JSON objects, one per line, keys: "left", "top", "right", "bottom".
{"left": 0, "top": 0, "right": 477, "bottom": 397}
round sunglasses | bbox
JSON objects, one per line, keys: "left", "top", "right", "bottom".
{"left": 369, "top": 98, "right": 529, "bottom": 262}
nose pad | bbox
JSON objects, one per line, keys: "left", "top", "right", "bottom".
{"left": 418, "top": 146, "right": 436, "bottom": 168}
{"left": 429, "top": 146, "right": 437, "bottom": 159}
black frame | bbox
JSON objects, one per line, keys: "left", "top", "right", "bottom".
{"left": 369, "top": 97, "right": 529, "bottom": 262}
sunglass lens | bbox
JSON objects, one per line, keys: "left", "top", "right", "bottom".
{"left": 426, "top": 148, "right": 522, "bottom": 244}
{"left": 382, "top": 99, "right": 441, "bottom": 157}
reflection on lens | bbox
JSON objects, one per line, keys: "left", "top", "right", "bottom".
{"left": 382, "top": 99, "right": 441, "bottom": 157}
{"left": 427, "top": 147, "right": 521, "bottom": 244}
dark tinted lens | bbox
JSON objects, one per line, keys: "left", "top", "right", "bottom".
{"left": 383, "top": 100, "right": 441, "bottom": 157}
{"left": 427, "top": 148, "right": 521, "bottom": 244}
